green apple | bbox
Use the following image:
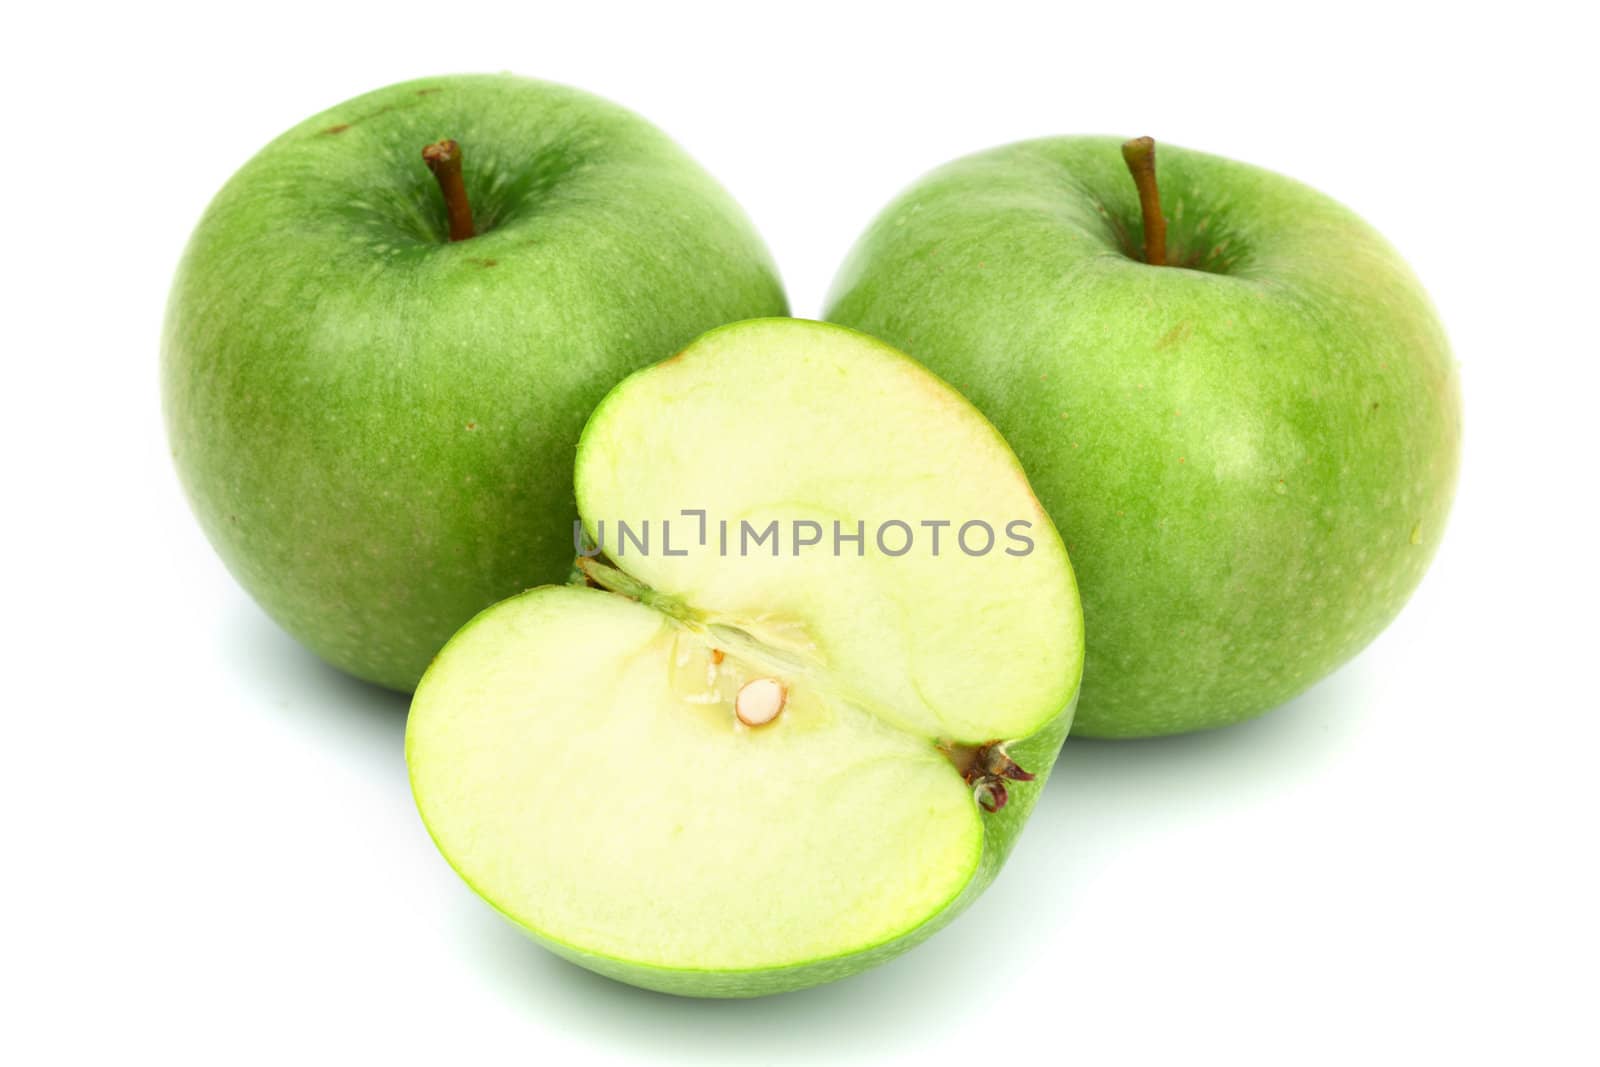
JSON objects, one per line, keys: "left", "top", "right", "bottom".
{"left": 406, "top": 319, "right": 1083, "bottom": 996}
{"left": 163, "top": 74, "right": 787, "bottom": 691}
{"left": 827, "top": 137, "right": 1460, "bottom": 738}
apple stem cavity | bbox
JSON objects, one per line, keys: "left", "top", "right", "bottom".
{"left": 1120, "top": 136, "right": 1167, "bottom": 267}
{"left": 422, "top": 139, "right": 477, "bottom": 242}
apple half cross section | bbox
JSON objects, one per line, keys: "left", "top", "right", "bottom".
{"left": 406, "top": 319, "right": 1084, "bottom": 997}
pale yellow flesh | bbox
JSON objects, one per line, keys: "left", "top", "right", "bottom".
{"left": 576, "top": 319, "right": 1082, "bottom": 742}
{"left": 409, "top": 586, "right": 981, "bottom": 971}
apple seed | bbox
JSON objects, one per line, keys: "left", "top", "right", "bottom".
{"left": 735, "top": 677, "right": 787, "bottom": 727}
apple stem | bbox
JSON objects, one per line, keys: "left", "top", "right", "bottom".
{"left": 422, "top": 139, "right": 476, "bottom": 242}
{"left": 1120, "top": 136, "right": 1168, "bottom": 266}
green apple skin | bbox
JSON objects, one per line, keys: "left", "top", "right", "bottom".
{"left": 163, "top": 74, "right": 787, "bottom": 691}
{"left": 827, "top": 137, "right": 1461, "bottom": 738}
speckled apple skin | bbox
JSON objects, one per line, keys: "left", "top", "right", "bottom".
{"left": 827, "top": 137, "right": 1461, "bottom": 738}
{"left": 163, "top": 74, "right": 787, "bottom": 690}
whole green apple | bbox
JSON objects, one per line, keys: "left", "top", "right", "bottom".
{"left": 827, "top": 137, "right": 1460, "bottom": 738}
{"left": 163, "top": 74, "right": 787, "bottom": 690}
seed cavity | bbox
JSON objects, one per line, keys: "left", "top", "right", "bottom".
{"left": 735, "top": 677, "right": 787, "bottom": 727}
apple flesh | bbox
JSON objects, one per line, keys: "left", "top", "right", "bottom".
{"left": 163, "top": 74, "right": 787, "bottom": 691}
{"left": 827, "top": 137, "right": 1461, "bottom": 738}
{"left": 406, "top": 319, "right": 1083, "bottom": 996}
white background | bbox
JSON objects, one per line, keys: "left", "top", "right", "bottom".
{"left": 5, "top": 2, "right": 1596, "bottom": 1063}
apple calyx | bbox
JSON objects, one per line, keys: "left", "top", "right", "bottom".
{"left": 422, "top": 139, "right": 477, "bottom": 242}
{"left": 973, "top": 778, "right": 1007, "bottom": 813}
{"left": 940, "top": 740, "right": 1035, "bottom": 813}
{"left": 1120, "top": 136, "right": 1167, "bottom": 267}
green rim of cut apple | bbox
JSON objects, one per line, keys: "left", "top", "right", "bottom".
{"left": 406, "top": 318, "right": 1084, "bottom": 997}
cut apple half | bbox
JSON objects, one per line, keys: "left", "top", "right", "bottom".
{"left": 406, "top": 318, "right": 1083, "bottom": 996}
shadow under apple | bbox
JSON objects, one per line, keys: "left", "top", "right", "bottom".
{"left": 217, "top": 595, "right": 410, "bottom": 750}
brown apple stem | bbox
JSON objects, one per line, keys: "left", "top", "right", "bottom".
{"left": 1120, "top": 136, "right": 1167, "bottom": 266}
{"left": 422, "top": 139, "right": 476, "bottom": 242}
